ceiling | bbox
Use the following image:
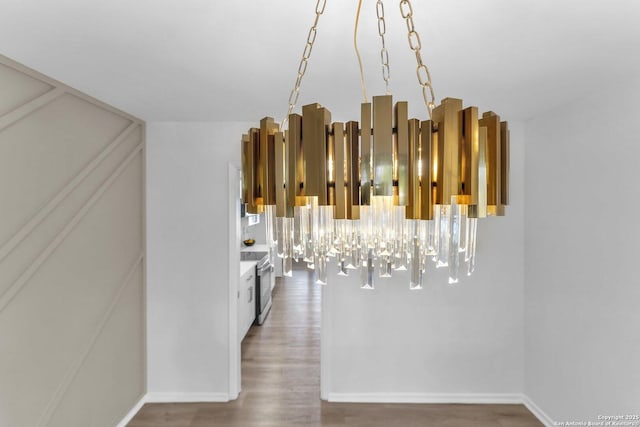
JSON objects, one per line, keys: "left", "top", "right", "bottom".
{"left": 1, "top": 0, "right": 639, "bottom": 122}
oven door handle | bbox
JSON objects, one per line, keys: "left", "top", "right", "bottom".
{"left": 258, "top": 263, "right": 272, "bottom": 275}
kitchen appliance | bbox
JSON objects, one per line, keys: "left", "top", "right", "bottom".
{"left": 240, "top": 251, "right": 272, "bottom": 325}
{"left": 255, "top": 254, "right": 272, "bottom": 325}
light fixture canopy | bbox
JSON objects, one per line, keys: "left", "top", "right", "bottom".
{"left": 241, "top": 0, "right": 509, "bottom": 289}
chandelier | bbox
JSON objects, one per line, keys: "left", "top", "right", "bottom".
{"left": 241, "top": 0, "right": 509, "bottom": 289}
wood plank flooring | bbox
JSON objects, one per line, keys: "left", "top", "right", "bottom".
{"left": 128, "top": 265, "right": 542, "bottom": 426}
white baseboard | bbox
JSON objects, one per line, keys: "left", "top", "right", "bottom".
{"left": 145, "top": 392, "right": 230, "bottom": 403}
{"left": 117, "top": 392, "right": 551, "bottom": 427}
{"left": 116, "top": 392, "right": 231, "bottom": 426}
{"left": 522, "top": 395, "right": 555, "bottom": 427}
{"left": 327, "top": 392, "right": 522, "bottom": 404}
{"left": 116, "top": 393, "right": 147, "bottom": 427}
{"left": 328, "top": 393, "right": 552, "bottom": 426}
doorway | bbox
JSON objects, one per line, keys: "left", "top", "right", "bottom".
{"left": 228, "top": 163, "right": 329, "bottom": 404}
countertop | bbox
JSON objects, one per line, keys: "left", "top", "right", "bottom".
{"left": 240, "top": 244, "right": 269, "bottom": 276}
{"left": 240, "top": 260, "right": 257, "bottom": 277}
{"left": 241, "top": 243, "right": 269, "bottom": 253}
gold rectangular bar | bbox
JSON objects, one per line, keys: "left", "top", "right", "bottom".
{"left": 395, "top": 101, "right": 409, "bottom": 206}
{"left": 333, "top": 122, "right": 346, "bottom": 219}
{"left": 431, "top": 98, "right": 463, "bottom": 204}
{"left": 254, "top": 126, "right": 264, "bottom": 208}
{"left": 301, "top": 105, "right": 316, "bottom": 199}
{"left": 267, "top": 133, "right": 276, "bottom": 206}
{"left": 373, "top": 95, "right": 393, "bottom": 196}
{"left": 406, "top": 119, "right": 421, "bottom": 219}
{"left": 346, "top": 121, "right": 359, "bottom": 220}
{"left": 420, "top": 120, "right": 434, "bottom": 220}
{"left": 487, "top": 205, "right": 505, "bottom": 216}
{"left": 431, "top": 123, "right": 439, "bottom": 206}
{"left": 327, "top": 123, "right": 336, "bottom": 207}
{"left": 286, "top": 114, "right": 305, "bottom": 207}
{"left": 320, "top": 108, "right": 332, "bottom": 205}
{"left": 283, "top": 129, "right": 294, "bottom": 217}
{"left": 360, "top": 102, "right": 372, "bottom": 205}
{"left": 275, "top": 131, "right": 286, "bottom": 217}
{"left": 302, "top": 104, "right": 331, "bottom": 205}
{"left": 479, "top": 111, "right": 501, "bottom": 212}
{"left": 259, "top": 117, "right": 278, "bottom": 206}
{"left": 500, "top": 121, "right": 510, "bottom": 207}
{"left": 249, "top": 128, "right": 263, "bottom": 213}
{"left": 469, "top": 126, "right": 488, "bottom": 218}
{"left": 242, "top": 133, "right": 251, "bottom": 206}
{"left": 461, "top": 107, "right": 479, "bottom": 205}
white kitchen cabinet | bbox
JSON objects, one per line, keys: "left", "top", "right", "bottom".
{"left": 238, "top": 266, "right": 256, "bottom": 341}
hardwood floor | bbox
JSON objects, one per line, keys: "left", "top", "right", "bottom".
{"left": 128, "top": 265, "right": 542, "bottom": 426}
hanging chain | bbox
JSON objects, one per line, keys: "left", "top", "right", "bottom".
{"left": 376, "top": 0, "right": 391, "bottom": 94}
{"left": 399, "top": 0, "right": 436, "bottom": 118}
{"left": 354, "top": 0, "right": 369, "bottom": 102}
{"left": 282, "top": 0, "right": 327, "bottom": 129}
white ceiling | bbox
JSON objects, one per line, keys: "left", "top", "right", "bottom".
{"left": 1, "top": 0, "right": 639, "bottom": 122}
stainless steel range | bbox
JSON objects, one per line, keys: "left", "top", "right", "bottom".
{"left": 240, "top": 251, "right": 272, "bottom": 325}
{"left": 255, "top": 255, "right": 272, "bottom": 324}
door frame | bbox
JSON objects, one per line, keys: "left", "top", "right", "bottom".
{"left": 227, "top": 161, "right": 329, "bottom": 400}
{"left": 227, "top": 163, "right": 241, "bottom": 399}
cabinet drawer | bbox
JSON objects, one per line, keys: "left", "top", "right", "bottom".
{"left": 239, "top": 265, "right": 256, "bottom": 341}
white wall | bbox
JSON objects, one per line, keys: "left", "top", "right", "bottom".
{"left": 324, "top": 122, "right": 525, "bottom": 401}
{"left": 147, "top": 119, "right": 526, "bottom": 403}
{"left": 146, "top": 121, "right": 251, "bottom": 398}
{"left": 0, "top": 55, "right": 145, "bottom": 427}
{"left": 241, "top": 213, "right": 267, "bottom": 244}
{"left": 524, "top": 76, "right": 640, "bottom": 422}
